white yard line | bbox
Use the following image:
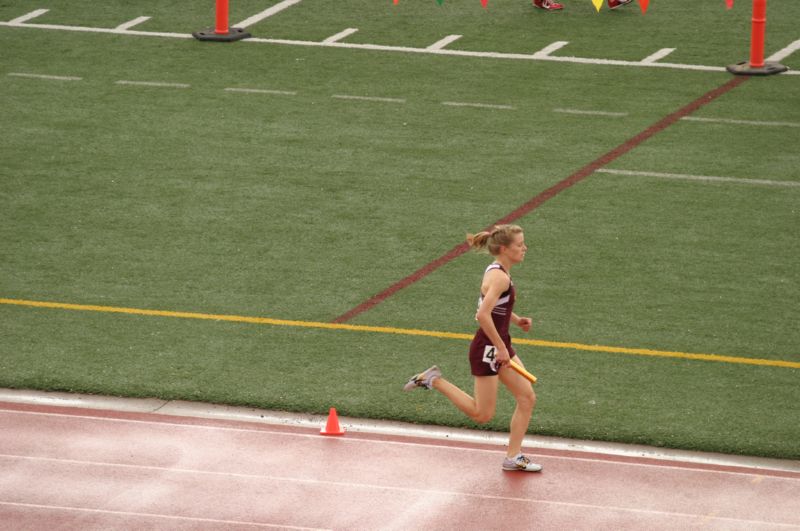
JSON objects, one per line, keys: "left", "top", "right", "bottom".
{"left": 766, "top": 38, "right": 800, "bottom": 63}
{"left": 7, "top": 72, "right": 82, "bottom": 81}
{"left": 234, "top": 0, "right": 303, "bottom": 29}
{"left": 533, "top": 41, "right": 569, "bottom": 58}
{"left": 442, "top": 101, "right": 514, "bottom": 110}
{"left": 553, "top": 108, "right": 628, "bottom": 117}
{"left": 597, "top": 169, "right": 800, "bottom": 188}
{"left": 322, "top": 28, "right": 358, "bottom": 44}
{"left": 8, "top": 9, "right": 48, "bottom": 25}
{"left": 427, "top": 34, "right": 462, "bottom": 51}
{"left": 641, "top": 48, "right": 676, "bottom": 64}
{"left": 332, "top": 94, "right": 406, "bottom": 103}
{"left": 0, "top": 20, "right": 194, "bottom": 39}
{"left": 115, "top": 80, "right": 190, "bottom": 88}
{"left": 681, "top": 116, "right": 800, "bottom": 128}
{"left": 114, "top": 16, "right": 151, "bottom": 32}
{"left": 224, "top": 87, "right": 297, "bottom": 96}
{"left": 1, "top": 16, "right": 798, "bottom": 75}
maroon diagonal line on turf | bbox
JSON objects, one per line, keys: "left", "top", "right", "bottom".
{"left": 332, "top": 76, "right": 748, "bottom": 324}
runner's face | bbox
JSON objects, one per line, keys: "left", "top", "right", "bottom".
{"left": 503, "top": 233, "right": 527, "bottom": 264}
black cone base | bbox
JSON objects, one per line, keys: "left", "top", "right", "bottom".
{"left": 726, "top": 61, "right": 788, "bottom": 76}
{"left": 193, "top": 27, "right": 251, "bottom": 42}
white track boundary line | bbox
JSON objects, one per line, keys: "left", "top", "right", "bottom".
{"left": 235, "top": 0, "right": 303, "bottom": 29}
{"left": 115, "top": 80, "right": 190, "bottom": 88}
{"left": 2, "top": 454, "right": 797, "bottom": 527}
{"left": 331, "top": 94, "right": 406, "bottom": 103}
{"left": 767, "top": 38, "right": 800, "bottom": 62}
{"left": 553, "top": 108, "right": 628, "bottom": 117}
{"left": 641, "top": 48, "right": 676, "bottom": 64}
{"left": 7, "top": 72, "right": 82, "bottom": 81}
{"left": 2, "top": 16, "right": 797, "bottom": 75}
{"left": 4, "top": 409, "right": 796, "bottom": 476}
{"left": 0, "top": 501, "right": 328, "bottom": 530}
{"left": 323, "top": 28, "right": 358, "bottom": 44}
{"left": 597, "top": 168, "right": 800, "bottom": 188}
{"left": 114, "top": 16, "right": 150, "bottom": 32}
{"left": 8, "top": 9, "right": 48, "bottom": 25}
{"left": 224, "top": 87, "right": 297, "bottom": 96}
{"left": 681, "top": 116, "right": 800, "bottom": 128}
{"left": 427, "top": 34, "right": 462, "bottom": 51}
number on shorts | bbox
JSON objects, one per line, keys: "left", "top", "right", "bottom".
{"left": 482, "top": 345, "right": 498, "bottom": 373}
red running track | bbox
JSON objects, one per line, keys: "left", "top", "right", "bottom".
{"left": 1, "top": 401, "right": 798, "bottom": 530}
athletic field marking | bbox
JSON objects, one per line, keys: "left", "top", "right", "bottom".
{"left": 767, "top": 38, "right": 800, "bottom": 62}
{"left": 0, "top": 501, "right": 327, "bottom": 530}
{"left": 641, "top": 48, "right": 676, "bottom": 64}
{"left": 224, "top": 87, "right": 297, "bottom": 96}
{"left": 427, "top": 34, "right": 462, "bottom": 51}
{"left": 4, "top": 410, "right": 798, "bottom": 475}
{"left": 533, "top": 41, "right": 570, "bottom": 57}
{"left": 597, "top": 168, "right": 800, "bottom": 188}
{"left": 680, "top": 116, "right": 800, "bottom": 128}
{"left": 0, "top": 19, "right": 195, "bottom": 39}
{"left": 323, "top": 28, "right": 358, "bottom": 44}
{"left": 114, "top": 16, "right": 150, "bottom": 32}
{"left": 553, "top": 108, "right": 628, "bottom": 117}
{"left": 1, "top": 455, "right": 796, "bottom": 527}
{"left": 442, "top": 101, "right": 515, "bottom": 110}
{"left": 7, "top": 72, "right": 82, "bottom": 81}
{"left": 334, "top": 76, "right": 750, "bottom": 323}
{"left": 1, "top": 297, "right": 797, "bottom": 370}
{"left": 234, "top": 0, "right": 304, "bottom": 29}
{"left": 114, "top": 80, "right": 190, "bottom": 89}
{"left": 3, "top": 14, "right": 798, "bottom": 76}
{"left": 331, "top": 94, "right": 406, "bottom": 103}
{"left": 8, "top": 9, "right": 48, "bottom": 25}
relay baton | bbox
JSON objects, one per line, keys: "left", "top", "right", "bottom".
{"left": 509, "top": 360, "right": 537, "bottom": 384}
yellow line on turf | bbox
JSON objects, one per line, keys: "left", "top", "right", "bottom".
{"left": 1, "top": 297, "right": 798, "bottom": 370}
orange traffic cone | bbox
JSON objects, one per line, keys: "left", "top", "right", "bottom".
{"left": 320, "top": 407, "right": 345, "bottom": 436}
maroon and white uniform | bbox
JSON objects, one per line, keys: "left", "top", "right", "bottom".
{"left": 468, "top": 263, "right": 517, "bottom": 376}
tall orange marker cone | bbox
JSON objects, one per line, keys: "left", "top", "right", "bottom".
{"left": 320, "top": 407, "right": 345, "bottom": 436}
{"left": 193, "top": 0, "right": 251, "bottom": 42}
{"left": 727, "top": 0, "right": 787, "bottom": 75}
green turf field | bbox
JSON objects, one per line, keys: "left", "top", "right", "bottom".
{"left": 1, "top": 0, "right": 798, "bottom": 459}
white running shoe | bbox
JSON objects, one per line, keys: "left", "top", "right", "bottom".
{"left": 403, "top": 365, "right": 441, "bottom": 391}
{"left": 502, "top": 453, "right": 543, "bottom": 472}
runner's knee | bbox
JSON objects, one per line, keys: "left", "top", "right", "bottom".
{"left": 516, "top": 389, "right": 536, "bottom": 412}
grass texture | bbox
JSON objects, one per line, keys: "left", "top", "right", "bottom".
{"left": 1, "top": 0, "right": 798, "bottom": 459}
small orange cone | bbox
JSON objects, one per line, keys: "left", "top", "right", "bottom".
{"left": 320, "top": 407, "right": 345, "bottom": 436}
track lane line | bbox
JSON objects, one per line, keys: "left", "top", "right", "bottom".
{"left": 1, "top": 454, "right": 796, "bottom": 527}
{"left": 0, "top": 501, "right": 328, "bottom": 530}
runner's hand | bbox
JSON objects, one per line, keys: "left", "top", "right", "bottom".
{"left": 495, "top": 346, "right": 511, "bottom": 367}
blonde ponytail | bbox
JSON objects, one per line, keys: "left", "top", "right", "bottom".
{"left": 466, "top": 224, "right": 523, "bottom": 256}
